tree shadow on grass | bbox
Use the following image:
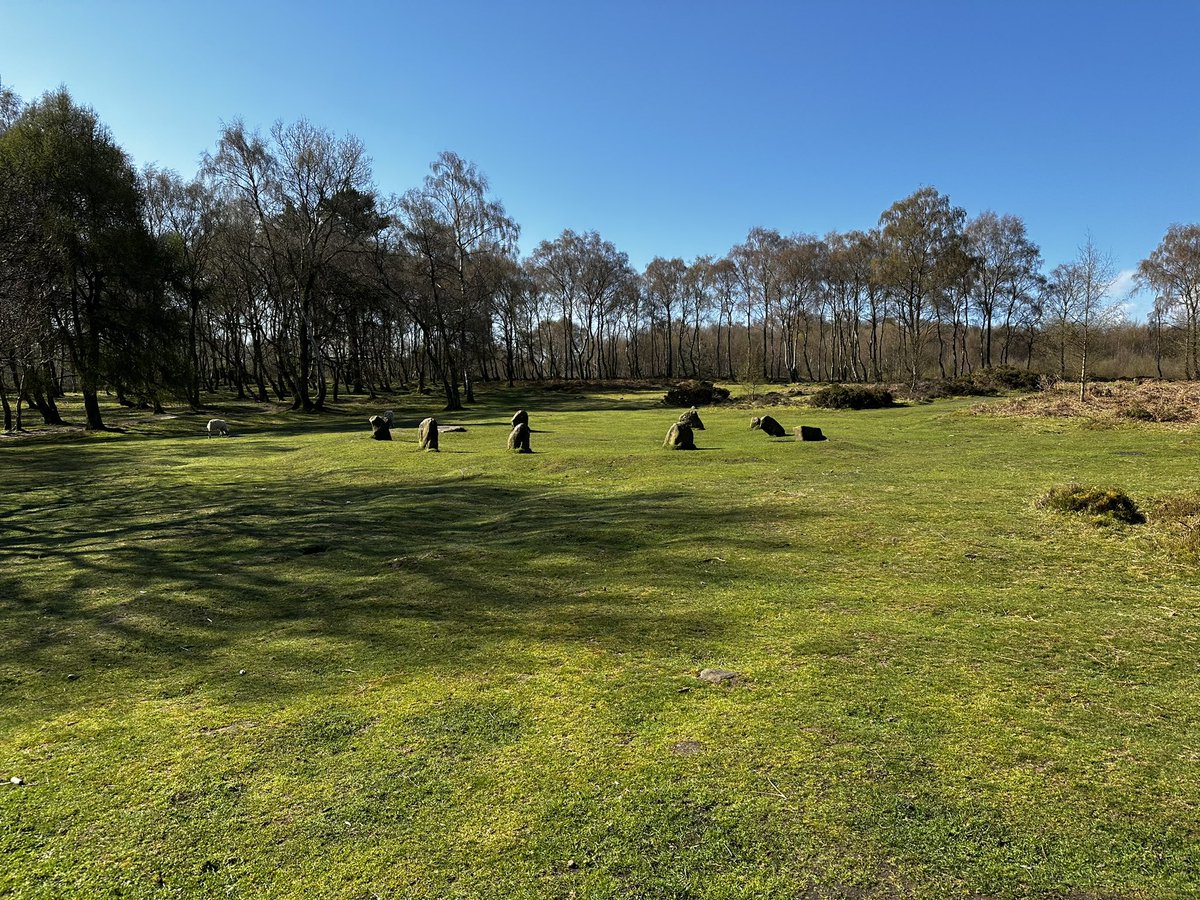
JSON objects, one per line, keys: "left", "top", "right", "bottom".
{"left": 0, "top": 467, "right": 818, "bottom": 711}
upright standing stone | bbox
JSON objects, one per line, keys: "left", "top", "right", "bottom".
{"left": 795, "top": 425, "right": 826, "bottom": 442}
{"left": 511, "top": 409, "right": 529, "bottom": 428}
{"left": 664, "top": 422, "right": 696, "bottom": 450}
{"left": 368, "top": 415, "right": 392, "bottom": 440}
{"left": 418, "top": 417, "right": 440, "bottom": 451}
{"left": 678, "top": 408, "right": 705, "bottom": 430}
{"left": 507, "top": 422, "right": 532, "bottom": 453}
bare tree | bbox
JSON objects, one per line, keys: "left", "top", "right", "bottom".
{"left": 1138, "top": 224, "right": 1200, "bottom": 378}
{"left": 204, "top": 118, "right": 374, "bottom": 410}
{"left": 875, "top": 188, "right": 967, "bottom": 385}
{"left": 966, "top": 211, "right": 1043, "bottom": 368}
{"left": 1073, "top": 234, "right": 1119, "bottom": 400}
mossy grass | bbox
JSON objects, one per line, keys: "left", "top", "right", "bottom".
{"left": 2, "top": 388, "right": 1199, "bottom": 898}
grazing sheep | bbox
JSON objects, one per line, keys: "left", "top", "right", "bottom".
{"left": 206, "top": 418, "right": 229, "bottom": 437}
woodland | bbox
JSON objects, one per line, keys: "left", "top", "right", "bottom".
{"left": 3, "top": 86, "right": 1200, "bottom": 433}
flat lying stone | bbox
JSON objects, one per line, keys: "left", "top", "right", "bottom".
{"left": 697, "top": 668, "right": 740, "bottom": 685}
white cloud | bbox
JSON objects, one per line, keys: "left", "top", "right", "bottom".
{"left": 1105, "top": 268, "right": 1146, "bottom": 321}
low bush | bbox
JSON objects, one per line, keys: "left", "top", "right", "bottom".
{"left": 664, "top": 380, "right": 731, "bottom": 407}
{"left": 1036, "top": 484, "right": 1146, "bottom": 525}
{"left": 976, "top": 366, "right": 1042, "bottom": 392}
{"left": 1118, "top": 401, "right": 1184, "bottom": 423}
{"left": 904, "top": 367, "right": 1042, "bottom": 402}
{"left": 809, "top": 384, "right": 896, "bottom": 410}
{"left": 904, "top": 378, "right": 996, "bottom": 401}
{"left": 1121, "top": 404, "right": 1157, "bottom": 422}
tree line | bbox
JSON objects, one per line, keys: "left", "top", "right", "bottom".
{"left": 2, "top": 87, "right": 1199, "bottom": 431}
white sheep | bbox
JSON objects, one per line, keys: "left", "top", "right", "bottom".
{"left": 206, "top": 418, "right": 230, "bottom": 437}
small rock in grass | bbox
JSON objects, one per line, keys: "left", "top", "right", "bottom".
{"left": 238, "top": 669, "right": 247, "bottom": 676}
{"left": 566, "top": 859, "right": 579, "bottom": 870}
{"left": 66, "top": 674, "right": 78, "bottom": 681}
{"left": 9, "top": 776, "right": 24, "bottom": 785}
{"left": 698, "top": 668, "right": 740, "bottom": 685}
{"left": 671, "top": 740, "right": 706, "bottom": 756}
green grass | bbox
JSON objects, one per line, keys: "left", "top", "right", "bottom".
{"left": 2, "top": 388, "right": 1199, "bottom": 898}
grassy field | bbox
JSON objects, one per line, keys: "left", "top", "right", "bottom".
{"left": 2, "top": 387, "right": 1199, "bottom": 899}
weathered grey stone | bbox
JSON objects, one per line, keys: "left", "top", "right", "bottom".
{"left": 507, "top": 422, "right": 532, "bottom": 453}
{"left": 698, "top": 668, "right": 740, "bottom": 685}
{"left": 438, "top": 425, "right": 467, "bottom": 433}
{"left": 677, "top": 408, "right": 705, "bottom": 430}
{"left": 511, "top": 409, "right": 529, "bottom": 428}
{"left": 796, "top": 425, "right": 826, "bottom": 442}
{"left": 368, "top": 415, "right": 392, "bottom": 440}
{"left": 664, "top": 422, "right": 696, "bottom": 450}
{"left": 751, "top": 415, "right": 786, "bottom": 437}
{"left": 418, "top": 417, "right": 439, "bottom": 451}
{"left": 381, "top": 409, "right": 395, "bottom": 426}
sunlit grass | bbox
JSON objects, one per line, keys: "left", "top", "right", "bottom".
{"left": 2, "top": 387, "right": 1199, "bottom": 898}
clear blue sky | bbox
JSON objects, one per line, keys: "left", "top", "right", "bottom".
{"left": 3, "top": 0, "right": 1197, "bottom": 317}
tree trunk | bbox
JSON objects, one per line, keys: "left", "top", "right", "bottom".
{"left": 0, "top": 370, "right": 11, "bottom": 432}
{"left": 82, "top": 388, "right": 105, "bottom": 430}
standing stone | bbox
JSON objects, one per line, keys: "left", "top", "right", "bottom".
{"left": 368, "top": 415, "right": 392, "bottom": 440}
{"left": 418, "top": 417, "right": 439, "bottom": 451}
{"left": 796, "top": 425, "right": 826, "bottom": 442}
{"left": 751, "top": 414, "right": 786, "bottom": 437}
{"left": 677, "top": 408, "right": 705, "bottom": 430}
{"left": 381, "top": 410, "right": 395, "bottom": 426}
{"left": 511, "top": 409, "right": 529, "bottom": 428}
{"left": 507, "top": 422, "right": 532, "bottom": 453}
{"left": 664, "top": 422, "right": 696, "bottom": 450}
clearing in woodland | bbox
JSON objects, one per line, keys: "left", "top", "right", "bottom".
{"left": 1, "top": 387, "right": 1198, "bottom": 899}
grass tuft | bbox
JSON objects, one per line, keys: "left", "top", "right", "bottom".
{"left": 1036, "top": 483, "right": 1146, "bottom": 525}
